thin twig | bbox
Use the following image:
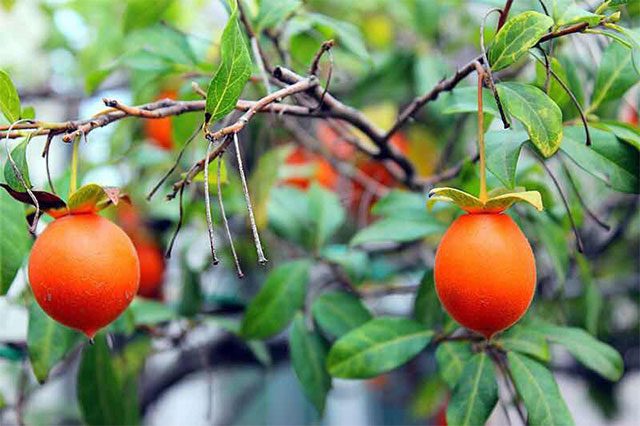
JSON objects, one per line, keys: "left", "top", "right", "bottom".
{"left": 309, "top": 39, "right": 335, "bottom": 76}
{"left": 216, "top": 154, "right": 244, "bottom": 278}
{"left": 480, "top": 9, "right": 511, "bottom": 129}
{"left": 203, "top": 139, "right": 220, "bottom": 266}
{"left": 560, "top": 160, "right": 610, "bottom": 231}
{"left": 497, "top": 0, "right": 514, "bottom": 30}
{"left": 232, "top": 133, "right": 267, "bottom": 264}
{"left": 42, "top": 133, "right": 57, "bottom": 195}
{"left": 165, "top": 185, "right": 186, "bottom": 259}
{"left": 536, "top": 155, "right": 585, "bottom": 253}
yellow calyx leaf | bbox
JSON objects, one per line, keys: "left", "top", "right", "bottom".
{"left": 427, "top": 187, "right": 543, "bottom": 214}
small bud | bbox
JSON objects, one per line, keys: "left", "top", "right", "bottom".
{"left": 608, "top": 11, "right": 621, "bottom": 23}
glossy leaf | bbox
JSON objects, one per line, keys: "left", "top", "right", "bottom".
{"left": 241, "top": 259, "right": 311, "bottom": 339}
{"left": 447, "top": 353, "right": 498, "bottom": 426}
{"left": 488, "top": 12, "right": 554, "bottom": 71}
{"left": 0, "top": 184, "right": 67, "bottom": 217}
{"left": 3, "top": 136, "right": 32, "bottom": 192}
{"left": 0, "top": 69, "right": 20, "bottom": 122}
{"left": 205, "top": 1, "right": 252, "bottom": 124}
{"left": 320, "top": 245, "right": 370, "bottom": 284}
{"left": 312, "top": 291, "right": 372, "bottom": 339}
{"left": 552, "top": 0, "right": 602, "bottom": 27}
{"left": 498, "top": 325, "right": 551, "bottom": 362}
{"left": 307, "top": 183, "right": 346, "bottom": 251}
{"left": 327, "top": 317, "right": 432, "bottom": 378}
{"left": 371, "top": 189, "right": 428, "bottom": 220}
{"left": 255, "top": 0, "right": 301, "bottom": 32}
{"left": 413, "top": 270, "right": 447, "bottom": 329}
{"left": 27, "top": 302, "right": 82, "bottom": 383}
{"left": 0, "top": 189, "right": 30, "bottom": 294}
{"left": 536, "top": 324, "right": 624, "bottom": 381}
{"left": 443, "top": 87, "right": 500, "bottom": 116}
{"left": 497, "top": 82, "right": 563, "bottom": 158}
{"left": 591, "top": 41, "right": 639, "bottom": 111}
{"left": 67, "top": 184, "right": 127, "bottom": 214}
{"left": 595, "top": 120, "right": 640, "bottom": 150}
{"left": 561, "top": 125, "right": 639, "bottom": 193}
{"left": 350, "top": 217, "right": 444, "bottom": 246}
{"left": 78, "top": 334, "right": 127, "bottom": 425}
{"left": 436, "top": 341, "right": 473, "bottom": 389}
{"left": 290, "top": 313, "right": 332, "bottom": 414}
{"left": 485, "top": 129, "right": 529, "bottom": 188}
{"left": 507, "top": 352, "right": 575, "bottom": 425}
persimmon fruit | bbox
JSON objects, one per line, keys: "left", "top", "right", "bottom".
{"left": 135, "top": 240, "right": 165, "bottom": 299}
{"left": 281, "top": 146, "right": 338, "bottom": 190}
{"left": 28, "top": 214, "right": 140, "bottom": 338}
{"left": 434, "top": 213, "right": 536, "bottom": 338}
{"left": 144, "top": 89, "right": 177, "bottom": 150}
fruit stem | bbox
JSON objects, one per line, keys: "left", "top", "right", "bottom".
{"left": 70, "top": 135, "right": 80, "bottom": 196}
{"left": 475, "top": 62, "right": 488, "bottom": 203}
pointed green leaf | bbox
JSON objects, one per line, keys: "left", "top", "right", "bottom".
{"left": 290, "top": 313, "right": 332, "bottom": 414}
{"left": 205, "top": 1, "right": 252, "bottom": 124}
{"left": 3, "top": 136, "right": 32, "bottom": 192}
{"left": 241, "top": 259, "right": 311, "bottom": 339}
{"left": 0, "top": 69, "right": 20, "bottom": 122}
{"left": 561, "top": 125, "right": 639, "bottom": 193}
{"left": 447, "top": 353, "right": 498, "bottom": 426}
{"left": 590, "top": 41, "right": 639, "bottom": 112}
{"left": 67, "top": 183, "right": 127, "bottom": 214}
{"left": 498, "top": 325, "right": 551, "bottom": 362}
{"left": 485, "top": 130, "right": 529, "bottom": 188}
{"left": 27, "top": 302, "right": 82, "bottom": 383}
{"left": 497, "top": 82, "right": 563, "bottom": 157}
{"left": 488, "top": 12, "right": 554, "bottom": 71}
{"left": 78, "top": 333, "right": 127, "bottom": 425}
{"left": 308, "top": 183, "right": 346, "bottom": 251}
{"left": 350, "top": 217, "right": 444, "bottom": 246}
{"left": 327, "top": 317, "right": 432, "bottom": 379}
{"left": 413, "top": 270, "right": 448, "bottom": 329}
{"left": 0, "top": 189, "right": 30, "bottom": 294}
{"left": 255, "top": 0, "right": 301, "bottom": 32}
{"left": 552, "top": 0, "right": 602, "bottom": 27}
{"left": 507, "top": 352, "right": 575, "bottom": 425}
{"left": 436, "top": 341, "right": 473, "bottom": 389}
{"left": 536, "top": 324, "right": 624, "bottom": 381}
{"left": 312, "top": 291, "right": 372, "bottom": 339}
{"left": 595, "top": 120, "right": 640, "bottom": 149}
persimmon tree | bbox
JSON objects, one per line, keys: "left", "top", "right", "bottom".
{"left": 0, "top": 0, "right": 638, "bottom": 425}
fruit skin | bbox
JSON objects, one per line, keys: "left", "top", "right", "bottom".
{"left": 135, "top": 240, "right": 165, "bottom": 299}
{"left": 434, "top": 213, "right": 536, "bottom": 338}
{"left": 144, "top": 90, "right": 176, "bottom": 150}
{"left": 28, "top": 214, "right": 140, "bottom": 338}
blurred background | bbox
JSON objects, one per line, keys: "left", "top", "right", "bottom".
{"left": 0, "top": 0, "right": 638, "bottom": 425}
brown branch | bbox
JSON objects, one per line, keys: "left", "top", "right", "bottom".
{"left": 309, "top": 39, "right": 335, "bottom": 75}
{"left": 497, "top": 0, "right": 514, "bottom": 30}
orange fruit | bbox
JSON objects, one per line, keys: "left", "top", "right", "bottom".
{"left": 135, "top": 240, "right": 165, "bottom": 299}
{"left": 28, "top": 214, "right": 140, "bottom": 338}
{"left": 434, "top": 213, "right": 536, "bottom": 338}
{"left": 144, "top": 89, "right": 177, "bottom": 150}
{"left": 281, "top": 146, "right": 338, "bottom": 191}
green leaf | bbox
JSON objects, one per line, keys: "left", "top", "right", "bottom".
{"left": 320, "top": 245, "right": 370, "bottom": 284}
{"left": 507, "top": 352, "right": 575, "bottom": 425}
{"left": 410, "top": 376, "right": 448, "bottom": 419}
{"left": 534, "top": 56, "right": 572, "bottom": 112}
{"left": 290, "top": 313, "right": 332, "bottom": 414}
{"left": 178, "top": 267, "right": 202, "bottom": 318}
{"left": 123, "top": 0, "right": 174, "bottom": 33}
{"left": 498, "top": 325, "right": 551, "bottom": 362}
{"left": 595, "top": 120, "right": 640, "bottom": 150}
{"left": 0, "top": 189, "right": 30, "bottom": 294}
{"left": 497, "top": 82, "right": 563, "bottom": 157}
{"left": 429, "top": 186, "right": 542, "bottom": 213}
{"left": 561, "top": 125, "right": 639, "bottom": 193}
{"left": 128, "top": 297, "right": 176, "bottom": 326}
{"left": 126, "top": 24, "right": 198, "bottom": 67}
{"left": 205, "top": 2, "right": 252, "bottom": 124}
{"left": 78, "top": 333, "right": 128, "bottom": 425}
{"left": 552, "top": 0, "right": 602, "bottom": 27}
{"left": 413, "top": 270, "right": 447, "bottom": 329}
{"left": 307, "top": 14, "right": 369, "bottom": 61}
{"left": 113, "top": 337, "right": 152, "bottom": 425}
{"left": 485, "top": 130, "right": 530, "bottom": 188}
{"left": 576, "top": 253, "right": 602, "bottom": 335}
{"left": 414, "top": 53, "right": 451, "bottom": 97}
{"left": 327, "top": 317, "right": 432, "bottom": 379}
{"left": 436, "top": 342, "right": 473, "bottom": 389}
{"left": 312, "top": 291, "right": 372, "bottom": 339}
{"left": 268, "top": 186, "right": 310, "bottom": 247}
{"left": 350, "top": 217, "right": 444, "bottom": 246}
{"left": 0, "top": 69, "right": 20, "bottom": 122}
{"left": 447, "top": 353, "right": 498, "bottom": 426}
{"left": 255, "top": 0, "right": 301, "bottom": 32}
{"left": 27, "top": 302, "right": 82, "bottom": 383}
{"left": 307, "top": 183, "right": 345, "bottom": 251}
{"left": 3, "top": 136, "right": 32, "bottom": 192}
{"left": 241, "top": 259, "right": 311, "bottom": 339}
{"left": 371, "top": 189, "right": 428, "bottom": 220}
{"left": 443, "top": 87, "right": 500, "bottom": 116}
{"left": 591, "top": 41, "right": 639, "bottom": 111}
{"left": 488, "top": 12, "right": 554, "bottom": 71}
{"left": 536, "top": 324, "right": 624, "bottom": 381}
